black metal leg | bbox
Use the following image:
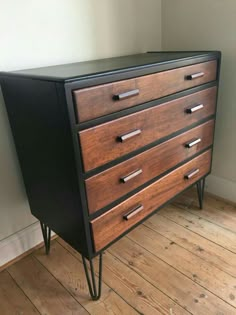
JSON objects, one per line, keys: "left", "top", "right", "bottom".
{"left": 40, "top": 222, "right": 51, "bottom": 255}
{"left": 196, "top": 178, "right": 206, "bottom": 210}
{"left": 82, "top": 253, "right": 103, "bottom": 301}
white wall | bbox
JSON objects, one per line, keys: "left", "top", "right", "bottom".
{"left": 0, "top": 0, "right": 161, "bottom": 261}
{"left": 162, "top": 0, "right": 236, "bottom": 202}
{"left": 0, "top": 0, "right": 162, "bottom": 72}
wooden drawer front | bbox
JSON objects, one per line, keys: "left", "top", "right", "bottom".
{"left": 74, "top": 60, "right": 217, "bottom": 122}
{"left": 91, "top": 150, "right": 212, "bottom": 252}
{"left": 86, "top": 120, "right": 214, "bottom": 214}
{"left": 80, "top": 87, "right": 216, "bottom": 171}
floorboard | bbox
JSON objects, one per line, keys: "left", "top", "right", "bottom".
{"left": 174, "top": 189, "right": 236, "bottom": 232}
{"left": 58, "top": 238, "right": 188, "bottom": 315}
{"left": 159, "top": 204, "right": 236, "bottom": 253}
{"left": 35, "top": 240, "right": 138, "bottom": 315}
{"left": 145, "top": 214, "right": 236, "bottom": 277}
{"left": 109, "top": 237, "right": 236, "bottom": 315}
{"left": 128, "top": 224, "right": 236, "bottom": 307}
{"left": 0, "top": 270, "right": 40, "bottom": 315}
{"left": 8, "top": 255, "right": 88, "bottom": 315}
{"left": 0, "top": 190, "right": 235, "bottom": 315}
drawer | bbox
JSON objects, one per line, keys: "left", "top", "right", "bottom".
{"left": 74, "top": 60, "right": 217, "bottom": 122}
{"left": 79, "top": 87, "right": 216, "bottom": 171}
{"left": 86, "top": 120, "right": 214, "bottom": 214}
{"left": 91, "top": 149, "right": 212, "bottom": 252}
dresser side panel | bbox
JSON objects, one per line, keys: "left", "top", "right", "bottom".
{"left": 0, "top": 77, "right": 89, "bottom": 256}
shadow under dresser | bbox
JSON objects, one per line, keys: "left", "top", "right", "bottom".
{"left": 0, "top": 51, "right": 221, "bottom": 300}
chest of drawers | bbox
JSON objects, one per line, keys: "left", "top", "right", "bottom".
{"left": 0, "top": 51, "right": 221, "bottom": 300}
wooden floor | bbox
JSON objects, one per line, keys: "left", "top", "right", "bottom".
{"left": 1, "top": 189, "right": 236, "bottom": 315}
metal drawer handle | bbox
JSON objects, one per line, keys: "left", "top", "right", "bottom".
{"left": 117, "top": 129, "right": 141, "bottom": 142}
{"left": 113, "top": 89, "right": 140, "bottom": 101}
{"left": 186, "top": 104, "right": 204, "bottom": 114}
{"left": 120, "top": 169, "right": 143, "bottom": 183}
{"left": 184, "top": 168, "right": 200, "bottom": 180}
{"left": 123, "top": 204, "right": 144, "bottom": 221}
{"left": 186, "top": 72, "right": 205, "bottom": 80}
{"left": 185, "top": 138, "right": 202, "bottom": 148}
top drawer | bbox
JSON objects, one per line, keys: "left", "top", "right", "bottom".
{"left": 74, "top": 60, "right": 217, "bottom": 122}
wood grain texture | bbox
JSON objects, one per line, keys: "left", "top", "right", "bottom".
{"left": 80, "top": 87, "right": 216, "bottom": 171}
{"left": 145, "top": 213, "right": 236, "bottom": 277}
{"left": 57, "top": 238, "right": 189, "bottom": 315}
{"left": 99, "top": 252, "right": 189, "bottom": 315}
{"left": 0, "top": 270, "right": 39, "bottom": 315}
{"left": 86, "top": 120, "right": 214, "bottom": 214}
{"left": 175, "top": 188, "right": 236, "bottom": 233}
{"left": 91, "top": 150, "right": 212, "bottom": 252}
{"left": 158, "top": 205, "right": 236, "bottom": 254}
{"left": 34, "top": 241, "right": 138, "bottom": 315}
{"left": 128, "top": 224, "right": 236, "bottom": 308}
{"left": 8, "top": 255, "right": 88, "bottom": 315}
{"left": 74, "top": 60, "right": 217, "bottom": 122}
{"left": 109, "top": 237, "right": 236, "bottom": 315}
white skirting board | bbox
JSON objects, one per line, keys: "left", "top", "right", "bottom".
{"left": 206, "top": 174, "right": 236, "bottom": 204}
{"left": 0, "top": 221, "right": 54, "bottom": 267}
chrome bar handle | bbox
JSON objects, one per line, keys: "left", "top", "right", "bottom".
{"left": 120, "top": 169, "right": 143, "bottom": 183}
{"left": 186, "top": 104, "right": 204, "bottom": 114}
{"left": 113, "top": 89, "right": 139, "bottom": 101}
{"left": 186, "top": 72, "right": 205, "bottom": 80}
{"left": 185, "top": 138, "right": 202, "bottom": 148}
{"left": 123, "top": 204, "right": 144, "bottom": 221}
{"left": 184, "top": 168, "right": 200, "bottom": 180}
{"left": 117, "top": 129, "right": 141, "bottom": 142}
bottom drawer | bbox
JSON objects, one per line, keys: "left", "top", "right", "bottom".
{"left": 91, "top": 150, "right": 212, "bottom": 252}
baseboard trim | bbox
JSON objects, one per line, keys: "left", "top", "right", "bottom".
{"left": 0, "top": 221, "right": 54, "bottom": 269}
{"left": 206, "top": 174, "right": 236, "bottom": 204}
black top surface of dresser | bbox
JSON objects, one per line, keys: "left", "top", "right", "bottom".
{"left": 0, "top": 51, "right": 220, "bottom": 82}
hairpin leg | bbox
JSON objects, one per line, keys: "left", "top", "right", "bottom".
{"left": 196, "top": 177, "right": 206, "bottom": 210}
{"left": 82, "top": 253, "right": 103, "bottom": 300}
{"left": 40, "top": 222, "right": 51, "bottom": 255}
